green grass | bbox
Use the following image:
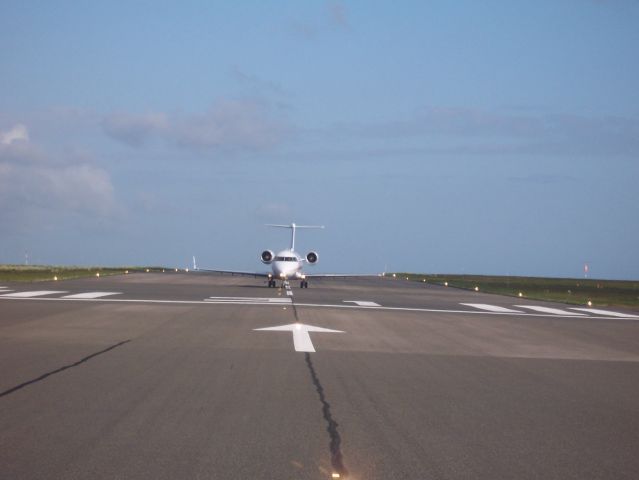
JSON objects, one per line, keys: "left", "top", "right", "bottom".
{"left": 392, "top": 273, "right": 639, "bottom": 308}
{"left": 0, "top": 265, "right": 168, "bottom": 282}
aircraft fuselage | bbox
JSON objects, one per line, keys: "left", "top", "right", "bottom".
{"left": 270, "top": 249, "right": 305, "bottom": 279}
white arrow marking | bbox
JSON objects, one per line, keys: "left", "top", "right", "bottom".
{"left": 254, "top": 323, "right": 344, "bottom": 352}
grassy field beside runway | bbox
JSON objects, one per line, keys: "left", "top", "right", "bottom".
{"left": 394, "top": 273, "right": 639, "bottom": 307}
{"left": 0, "top": 265, "right": 168, "bottom": 282}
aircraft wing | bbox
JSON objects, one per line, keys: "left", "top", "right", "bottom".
{"left": 191, "top": 257, "right": 270, "bottom": 277}
{"left": 192, "top": 268, "right": 271, "bottom": 278}
{"left": 304, "top": 273, "right": 382, "bottom": 278}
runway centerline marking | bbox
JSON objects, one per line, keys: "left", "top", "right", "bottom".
{"left": 516, "top": 305, "right": 585, "bottom": 316}
{"left": 254, "top": 323, "right": 344, "bottom": 352}
{"left": 570, "top": 308, "right": 639, "bottom": 318}
{"left": 344, "top": 300, "right": 381, "bottom": 307}
{"left": 62, "top": 292, "right": 122, "bottom": 299}
{"left": 284, "top": 281, "right": 293, "bottom": 296}
{"left": 461, "top": 303, "right": 523, "bottom": 313}
{"left": 0, "top": 290, "right": 67, "bottom": 298}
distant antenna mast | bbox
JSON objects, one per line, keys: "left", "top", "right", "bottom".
{"left": 24, "top": 251, "right": 29, "bottom": 265}
{"left": 584, "top": 262, "right": 589, "bottom": 279}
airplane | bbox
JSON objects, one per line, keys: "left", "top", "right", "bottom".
{"left": 193, "top": 223, "right": 378, "bottom": 288}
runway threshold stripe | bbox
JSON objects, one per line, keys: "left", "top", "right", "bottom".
{"left": 461, "top": 303, "right": 523, "bottom": 313}
{"left": 569, "top": 308, "right": 639, "bottom": 318}
{"left": 0, "top": 290, "right": 67, "bottom": 298}
{"left": 515, "top": 305, "right": 585, "bottom": 316}
{"left": 208, "top": 296, "right": 290, "bottom": 301}
{"left": 0, "top": 295, "right": 635, "bottom": 320}
{"left": 62, "top": 292, "right": 122, "bottom": 299}
{"left": 344, "top": 300, "right": 381, "bottom": 307}
{"left": 205, "top": 297, "right": 292, "bottom": 304}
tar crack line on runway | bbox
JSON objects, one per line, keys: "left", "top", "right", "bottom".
{"left": 289, "top": 288, "right": 349, "bottom": 477}
{"left": 305, "top": 352, "right": 349, "bottom": 478}
{"left": 0, "top": 340, "right": 131, "bottom": 399}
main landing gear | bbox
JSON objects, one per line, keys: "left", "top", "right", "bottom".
{"left": 267, "top": 278, "right": 308, "bottom": 288}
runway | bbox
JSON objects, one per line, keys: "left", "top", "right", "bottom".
{"left": 1, "top": 272, "right": 638, "bottom": 479}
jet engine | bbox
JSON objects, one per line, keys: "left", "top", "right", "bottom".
{"left": 306, "top": 251, "right": 319, "bottom": 264}
{"left": 261, "top": 250, "right": 274, "bottom": 264}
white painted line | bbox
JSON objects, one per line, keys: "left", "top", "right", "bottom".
{"left": 461, "top": 303, "right": 523, "bottom": 313}
{"left": 344, "top": 300, "right": 381, "bottom": 307}
{"left": 208, "top": 296, "right": 286, "bottom": 299}
{"left": 0, "top": 290, "right": 67, "bottom": 298}
{"left": 206, "top": 297, "right": 292, "bottom": 304}
{"left": 0, "top": 295, "right": 635, "bottom": 320}
{"left": 570, "top": 308, "right": 639, "bottom": 319}
{"left": 254, "top": 323, "right": 343, "bottom": 352}
{"left": 515, "top": 305, "right": 585, "bottom": 316}
{"left": 61, "top": 292, "right": 122, "bottom": 299}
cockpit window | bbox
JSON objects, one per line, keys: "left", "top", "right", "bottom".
{"left": 275, "top": 256, "right": 296, "bottom": 261}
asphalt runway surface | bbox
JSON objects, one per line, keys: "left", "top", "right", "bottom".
{"left": 1, "top": 272, "right": 638, "bottom": 479}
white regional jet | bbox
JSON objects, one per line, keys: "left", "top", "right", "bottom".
{"left": 193, "top": 223, "right": 375, "bottom": 288}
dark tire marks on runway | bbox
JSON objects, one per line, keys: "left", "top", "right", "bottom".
{"left": 0, "top": 340, "right": 131, "bottom": 399}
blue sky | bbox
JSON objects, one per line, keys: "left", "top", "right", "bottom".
{"left": 1, "top": 1, "right": 638, "bottom": 279}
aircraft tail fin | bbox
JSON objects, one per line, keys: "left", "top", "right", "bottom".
{"left": 266, "top": 223, "right": 324, "bottom": 250}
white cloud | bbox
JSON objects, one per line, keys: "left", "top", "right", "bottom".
{"left": 0, "top": 124, "right": 117, "bottom": 232}
{"left": 285, "top": 1, "right": 350, "bottom": 39}
{"left": 327, "top": 2, "right": 349, "bottom": 29}
{"left": 101, "top": 112, "right": 169, "bottom": 147}
{"left": 175, "top": 100, "right": 284, "bottom": 150}
{"left": 102, "top": 100, "right": 287, "bottom": 152}
{"left": 0, "top": 124, "right": 29, "bottom": 145}
{"left": 327, "top": 107, "right": 639, "bottom": 157}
